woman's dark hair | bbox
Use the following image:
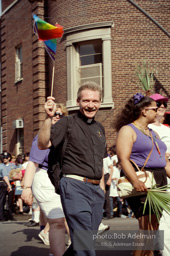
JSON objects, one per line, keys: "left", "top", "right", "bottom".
{"left": 109, "top": 145, "right": 117, "bottom": 155}
{"left": 15, "top": 154, "right": 24, "bottom": 165}
{"left": 164, "top": 113, "right": 170, "bottom": 126}
{"left": 24, "top": 152, "right": 30, "bottom": 158}
{"left": 114, "top": 95, "right": 154, "bottom": 132}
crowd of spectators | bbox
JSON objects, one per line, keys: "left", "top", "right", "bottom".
{"left": 0, "top": 152, "right": 30, "bottom": 221}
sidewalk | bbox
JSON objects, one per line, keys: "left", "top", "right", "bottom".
{"left": 0, "top": 214, "right": 137, "bottom": 256}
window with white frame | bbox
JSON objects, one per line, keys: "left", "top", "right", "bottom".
{"left": 65, "top": 22, "right": 114, "bottom": 110}
{"left": 77, "top": 40, "right": 103, "bottom": 88}
{"left": 15, "top": 45, "right": 23, "bottom": 82}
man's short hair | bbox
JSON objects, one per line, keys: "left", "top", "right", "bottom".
{"left": 56, "top": 103, "right": 68, "bottom": 116}
{"left": 77, "top": 81, "right": 102, "bottom": 101}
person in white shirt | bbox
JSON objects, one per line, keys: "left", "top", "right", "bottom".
{"left": 149, "top": 93, "right": 170, "bottom": 158}
{"left": 103, "top": 155, "right": 113, "bottom": 219}
{"left": 109, "top": 146, "right": 133, "bottom": 218}
{"left": 149, "top": 93, "right": 170, "bottom": 256}
{"left": 109, "top": 153, "right": 121, "bottom": 218}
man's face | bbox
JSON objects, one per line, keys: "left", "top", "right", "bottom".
{"left": 3, "top": 157, "right": 10, "bottom": 165}
{"left": 77, "top": 89, "right": 101, "bottom": 119}
{"left": 52, "top": 108, "right": 64, "bottom": 124}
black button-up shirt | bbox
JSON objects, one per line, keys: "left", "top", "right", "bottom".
{"left": 51, "top": 111, "right": 107, "bottom": 180}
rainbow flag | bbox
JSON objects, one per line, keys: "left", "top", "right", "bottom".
{"left": 33, "top": 14, "right": 63, "bottom": 41}
{"left": 33, "top": 14, "right": 63, "bottom": 61}
{"left": 44, "top": 38, "right": 57, "bottom": 61}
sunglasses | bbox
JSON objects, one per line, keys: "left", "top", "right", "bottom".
{"left": 54, "top": 112, "right": 64, "bottom": 118}
{"left": 156, "top": 101, "right": 167, "bottom": 108}
{"left": 145, "top": 107, "right": 158, "bottom": 112}
{"left": 3, "top": 156, "right": 9, "bottom": 159}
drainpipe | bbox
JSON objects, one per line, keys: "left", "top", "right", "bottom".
{"left": 127, "top": 0, "right": 170, "bottom": 38}
{"left": 0, "top": 127, "right": 2, "bottom": 153}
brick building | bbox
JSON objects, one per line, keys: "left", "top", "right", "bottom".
{"left": 0, "top": 0, "right": 169, "bottom": 155}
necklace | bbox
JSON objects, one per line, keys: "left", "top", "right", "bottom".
{"left": 133, "top": 122, "right": 150, "bottom": 135}
{"left": 133, "top": 122, "right": 161, "bottom": 156}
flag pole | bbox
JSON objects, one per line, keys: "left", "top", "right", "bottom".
{"left": 51, "top": 62, "right": 55, "bottom": 97}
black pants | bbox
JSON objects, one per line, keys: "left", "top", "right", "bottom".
{"left": 7, "top": 186, "right": 15, "bottom": 219}
{"left": 0, "top": 181, "right": 7, "bottom": 220}
{"left": 104, "top": 173, "right": 111, "bottom": 218}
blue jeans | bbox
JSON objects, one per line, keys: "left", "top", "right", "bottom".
{"left": 60, "top": 177, "right": 105, "bottom": 256}
{"left": 110, "top": 196, "right": 124, "bottom": 217}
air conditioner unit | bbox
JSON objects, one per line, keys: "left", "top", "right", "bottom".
{"left": 13, "top": 119, "right": 24, "bottom": 129}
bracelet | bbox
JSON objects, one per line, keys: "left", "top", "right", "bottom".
{"left": 23, "top": 186, "right": 31, "bottom": 189}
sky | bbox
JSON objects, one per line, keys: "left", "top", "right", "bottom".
{"left": 0, "top": 0, "right": 1, "bottom": 14}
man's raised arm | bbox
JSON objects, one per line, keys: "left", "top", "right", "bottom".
{"left": 38, "top": 96, "right": 56, "bottom": 149}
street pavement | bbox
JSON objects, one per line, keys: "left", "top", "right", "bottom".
{"left": 0, "top": 213, "right": 138, "bottom": 256}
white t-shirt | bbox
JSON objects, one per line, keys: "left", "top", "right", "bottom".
{"left": 149, "top": 123, "right": 170, "bottom": 153}
{"left": 149, "top": 124, "right": 170, "bottom": 256}
{"left": 111, "top": 155, "right": 118, "bottom": 165}
{"left": 22, "top": 161, "right": 28, "bottom": 169}
{"left": 103, "top": 156, "right": 112, "bottom": 175}
{"left": 110, "top": 155, "right": 121, "bottom": 197}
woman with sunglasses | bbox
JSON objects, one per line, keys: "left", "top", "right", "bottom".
{"left": 115, "top": 93, "right": 170, "bottom": 256}
{"left": 148, "top": 94, "right": 170, "bottom": 256}
{"left": 149, "top": 94, "right": 170, "bottom": 159}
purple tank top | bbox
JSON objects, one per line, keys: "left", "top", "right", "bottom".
{"left": 128, "top": 123, "right": 167, "bottom": 168}
{"left": 29, "top": 135, "right": 49, "bottom": 170}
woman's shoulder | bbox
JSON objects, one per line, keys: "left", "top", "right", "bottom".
{"left": 118, "top": 124, "right": 136, "bottom": 141}
{"left": 119, "top": 123, "right": 136, "bottom": 134}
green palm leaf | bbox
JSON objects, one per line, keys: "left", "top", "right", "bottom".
{"left": 135, "top": 60, "right": 156, "bottom": 92}
{"left": 143, "top": 185, "right": 170, "bottom": 223}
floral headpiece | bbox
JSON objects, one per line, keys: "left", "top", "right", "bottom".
{"left": 133, "top": 93, "right": 144, "bottom": 105}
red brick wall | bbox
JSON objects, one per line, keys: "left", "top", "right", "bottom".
{"left": 48, "top": 0, "right": 170, "bottom": 147}
{"left": 2, "top": 0, "right": 14, "bottom": 12}
{"left": 0, "top": 0, "right": 170, "bottom": 154}
{"left": 1, "top": 0, "right": 48, "bottom": 153}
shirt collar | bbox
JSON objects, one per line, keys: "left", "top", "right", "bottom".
{"left": 78, "top": 111, "right": 95, "bottom": 124}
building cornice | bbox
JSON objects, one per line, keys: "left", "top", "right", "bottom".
{"left": 64, "top": 21, "right": 114, "bottom": 35}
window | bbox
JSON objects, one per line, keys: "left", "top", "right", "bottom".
{"left": 15, "top": 45, "right": 23, "bottom": 82}
{"left": 77, "top": 40, "right": 103, "bottom": 91}
{"left": 65, "top": 22, "right": 114, "bottom": 110}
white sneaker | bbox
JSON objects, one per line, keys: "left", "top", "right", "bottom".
{"left": 38, "top": 230, "right": 50, "bottom": 245}
{"left": 120, "top": 214, "right": 127, "bottom": 218}
{"left": 66, "top": 238, "right": 71, "bottom": 248}
{"left": 97, "top": 222, "right": 110, "bottom": 234}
